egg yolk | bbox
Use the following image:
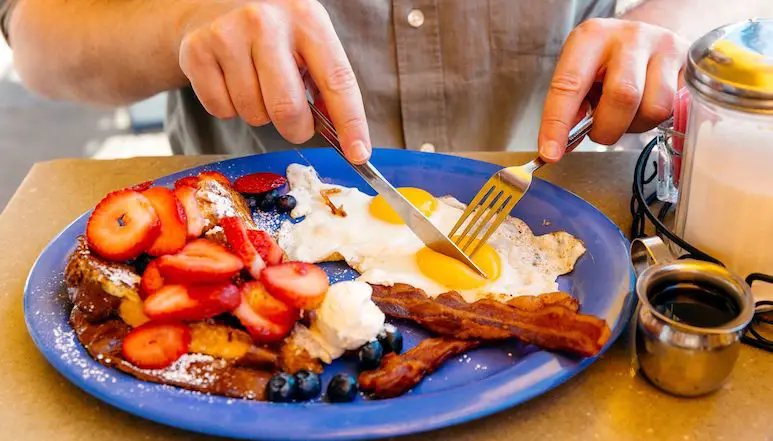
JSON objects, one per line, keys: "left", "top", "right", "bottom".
{"left": 369, "top": 187, "right": 437, "bottom": 224}
{"left": 415, "top": 236, "right": 501, "bottom": 290}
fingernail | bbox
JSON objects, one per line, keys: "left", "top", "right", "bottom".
{"left": 541, "top": 140, "right": 562, "bottom": 161}
{"left": 350, "top": 140, "right": 371, "bottom": 164}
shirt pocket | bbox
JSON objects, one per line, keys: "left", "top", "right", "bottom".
{"left": 488, "top": 0, "right": 576, "bottom": 57}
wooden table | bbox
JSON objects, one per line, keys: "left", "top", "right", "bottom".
{"left": 0, "top": 152, "right": 769, "bottom": 441}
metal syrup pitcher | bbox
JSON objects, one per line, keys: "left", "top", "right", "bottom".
{"left": 630, "top": 236, "right": 754, "bottom": 396}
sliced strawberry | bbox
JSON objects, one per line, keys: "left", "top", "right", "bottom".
{"left": 233, "top": 172, "right": 287, "bottom": 194}
{"left": 233, "top": 293, "right": 294, "bottom": 343}
{"left": 121, "top": 322, "right": 191, "bottom": 369}
{"left": 199, "top": 171, "right": 231, "bottom": 186}
{"left": 143, "top": 282, "right": 240, "bottom": 322}
{"left": 247, "top": 229, "right": 284, "bottom": 266}
{"left": 129, "top": 181, "right": 154, "bottom": 192}
{"left": 174, "top": 185, "right": 206, "bottom": 238}
{"left": 86, "top": 189, "right": 161, "bottom": 261}
{"left": 174, "top": 176, "right": 200, "bottom": 190}
{"left": 140, "top": 260, "right": 164, "bottom": 299}
{"left": 221, "top": 217, "right": 265, "bottom": 279}
{"left": 142, "top": 187, "right": 188, "bottom": 256}
{"left": 240, "top": 280, "right": 299, "bottom": 327}
{"left": 157, "top": 239, "right": 243, "bottom": 283}
{"left": 260, "top": 262, "right": 329, "bottom": 310}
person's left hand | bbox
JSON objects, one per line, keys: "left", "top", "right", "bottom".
{"left": 538, "top": 18, "right": 689, "bottom": 162}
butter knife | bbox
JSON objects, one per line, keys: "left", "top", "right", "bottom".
{"left": 306, "top": 102, "right": 487, "bottom": 277}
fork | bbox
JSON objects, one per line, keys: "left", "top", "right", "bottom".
{"left": 448, "top": 106, "right": 595, "bottom": 258}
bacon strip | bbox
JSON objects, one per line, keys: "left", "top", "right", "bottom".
{"left": 358, "top": 338, "right": 480, "bottom": 398}
{"left": 370, "top": 284, "right": 611, "bottom": 358}
{"left": 507, "top": 291, "right": 579, "bottom": 312}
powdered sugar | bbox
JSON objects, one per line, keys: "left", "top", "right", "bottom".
{"left": 140, "top": 353, "right": 224, "bottom": 387}
{"left": 198, "top": 188, "right": 238, "bottom": 219}
{"left": 53, "top": 324, "right": 114, "bottom": 383}
{"left": 253, "top": 209, "right": 282, "bottom": 233}
{"left": 100, "top": 264, "right": 139, "bottom": 288}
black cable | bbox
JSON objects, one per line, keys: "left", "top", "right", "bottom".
{"left": 632, "top": 138, "right": 723, "bottom": 266}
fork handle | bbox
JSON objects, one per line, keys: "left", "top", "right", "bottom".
{"left": 524, "top": 104, "right": 594, "bottom": 173}
{"left": 564, "top": 103, "right": 594, "bottom": 154}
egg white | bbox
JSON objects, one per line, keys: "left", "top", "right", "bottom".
{"left": 277, "top": 164, "right": 586, "bottom": 302}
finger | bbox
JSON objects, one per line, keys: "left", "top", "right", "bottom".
{"left": 179, "top": 32, "right": 236, "bottom": 119}
{"left": 235, "top": 4, "right": 313, "bottom": 144}
{"left": 208, "top": 15, "right": 271, "bottom": 126}
{"left": 628, "top": 54, "right": 680, "bottom": 133}
{"left": 295, "top": 3, "right": 371, "bottom": 164}
{"left": 538, "top": 19, "right": 610, "bottom": 163}
{"left": 589, "top": 42, "right": 649, "bottom": 145}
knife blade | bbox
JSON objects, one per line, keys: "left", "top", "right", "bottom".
{"left": 305, "top": 103, "right": 487, "bottom": 278}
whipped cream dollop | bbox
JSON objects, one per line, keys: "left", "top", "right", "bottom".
{"left": 299, "top": 281, "right": 385, "bottom": 363}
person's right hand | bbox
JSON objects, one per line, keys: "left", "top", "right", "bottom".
{"left": 178, "top": 0, "right": 371, "bottom": 163}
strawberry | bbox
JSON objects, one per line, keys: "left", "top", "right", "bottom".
{"left": 86, "top": 189, "right": 161, "bottom": 261}
{"left": 121, "top": 322, "right": 191, "bottom": 369}
{"left": 174, "top": 176, "right": 200, "bottom": 190}
{"left": 129, "top": 181, "right": 154, "bottom": 192}
{"left": 174, "top": 185, "right": 206, "bottom": 238}
{"left": 143, "top": 282, "right": 240, "bottom": 322}
{"left": 221, "top": 217, "right": 265, "bottom": 279}
{"left": 157, "top": 239, "right": 243, "bottom": 283}
{"left": 233, "top": 292, "right": 294, "bottom": 343}
{"left": 247, "top": 229, "right": 284, "bottom": 266}
{"left": 233, "top": 172, "right": 287, "bottom": 194}
{"left": 260, "top": 262, "right": 329, "bottom": 310}
{"left": 240, "top": 281, "right": 299, "bottom": 327}
{"left": 199, "top": 171, "right": 231, "bottom": 186}
{"left": 140, "top": 260, "right": 164, "bottom": 299}
{"left": 142, "top": 187, "right": 188, "bottom": 256}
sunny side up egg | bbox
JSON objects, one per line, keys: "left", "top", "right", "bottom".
{"left": 277, "top": 164, "right": 587, "bottom": 302}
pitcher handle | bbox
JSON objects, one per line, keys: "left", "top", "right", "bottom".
{"left": 631, "top": 236, "right": 674, "bottom": 277}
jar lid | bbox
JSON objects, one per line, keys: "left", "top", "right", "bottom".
{"left": 686, "top": 18, "right": 773, "bottom": 112}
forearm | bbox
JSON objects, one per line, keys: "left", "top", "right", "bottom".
{"left": 623, "top": 0, "right": 773, "bottom": 41}
{"left": 8, "top": 0, "right": 243, "bottom": 105}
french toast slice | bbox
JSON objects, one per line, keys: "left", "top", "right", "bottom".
{"left": 65, "top": 236, "right": 141, "bottom": 321}
{"left": 70, "top": 308, "right": 274, "bottom": 400}
{"left": 195, "top": 176, "right": 256, "bottom": 232}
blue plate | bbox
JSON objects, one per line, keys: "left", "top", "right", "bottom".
{"left": 24, "top": 148, "right": 634, "bottom": 440}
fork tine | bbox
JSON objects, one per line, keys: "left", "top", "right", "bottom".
{"left": 459, "top": 193, "right": 510, "bottom": 254}
{"left": 456, "top": 187, "right": 503, "bottom": 248}
{"left": 469, "top": 197, "right": 518, "bottom": 257}
{"left": 448, "top": 180, "right": 497, "bottom": 238}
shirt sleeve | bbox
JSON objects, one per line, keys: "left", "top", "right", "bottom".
{"left": 0, "top": 0, "right": 18, "bottom": 45}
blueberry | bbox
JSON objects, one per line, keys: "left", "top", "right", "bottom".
{"left": 259, "top": 189, "right": 279, "bottom": 211}
{"left": 357, "top": 340, "right": 383, "bottom": 371}
{"left": 294, "top": 370, "right": 322, "bottom": 401}
{"left": 247, "top": 196, "right": 259, "bottom": 211}
{"left": 276, "top": 195, "right": 297, "bottom": 214}
{"left": 266, "top": 372, "right": 297, "bottom": 403}
{"left": 326, "top": 373, "right": 358, "bottom": 403}
{"left": 129, "top": 253, "right": 152, "bottom": 274}
{"left": 378, "top": 324, "right": 403, "bottom": 355}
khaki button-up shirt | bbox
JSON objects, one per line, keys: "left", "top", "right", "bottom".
{"left": 167, "top": 0, "right": 619, "bottom": 156}
{"left": 1, "top": 0, "right": 630, "bottom": 155}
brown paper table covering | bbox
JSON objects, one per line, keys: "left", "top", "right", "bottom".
{"left": 0, "top": 151, "right": 769, "bottom": 441}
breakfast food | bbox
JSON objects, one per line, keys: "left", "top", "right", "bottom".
{"left": 62, "top": 163, "right": 611, "bottom": 404}
{"left": 277, "top": 164, "right": 587, "bottom": 302}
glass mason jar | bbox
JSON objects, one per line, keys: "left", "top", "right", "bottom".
{"left": 673, "top": 19, "right": 773, "bottom": 298}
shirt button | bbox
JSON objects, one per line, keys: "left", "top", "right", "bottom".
{"left": 419, "top": 143, "right": 435, "bottom": 152}
{"left": 407, "top": 9, "right": 425, "bottom": 28}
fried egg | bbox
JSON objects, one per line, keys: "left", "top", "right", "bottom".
{"left": 277, "top": 164, "right": 586, "bottom": 302}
